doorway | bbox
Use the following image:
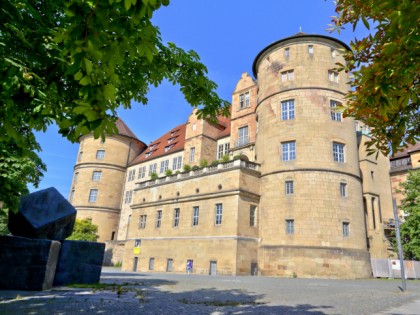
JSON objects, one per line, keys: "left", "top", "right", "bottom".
{"left": 209, "top": 261, "right": 217, "bottom": 275}
{"left": 133, "top": 257, "right": 138, "bottom": 272}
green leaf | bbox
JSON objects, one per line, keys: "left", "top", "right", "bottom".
{"left": 83, "top": 58, "right": 93, "bottom": 75}
{"left": 79, "top": 76, "right": 91, "bottom": 86}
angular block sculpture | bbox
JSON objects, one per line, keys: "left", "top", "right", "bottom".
{"left": 0, "top": 235, "right": 61, "bottom": 290}
{"left": 8, "top": 187, "right": 76, "bottom": 240}
{"left": 53, "top": 240, "right": 105, "bottom": 286}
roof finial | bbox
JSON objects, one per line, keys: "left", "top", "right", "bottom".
{"left": 299, "top": 26, "right": 302, "bottom": 32}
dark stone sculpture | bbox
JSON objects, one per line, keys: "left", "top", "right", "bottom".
{"left": 53, "top": 240, "right": 105, "bottom": 286}
{"left": 0, "top": 235, "right": 61, "bottom": 290}
{"left": 8, "top": 187, "right": 76, "bottom": 240}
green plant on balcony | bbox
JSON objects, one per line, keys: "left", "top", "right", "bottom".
{"left": 150, "top": 172, "right": 158, "bottom": 180}
{"left": 199, "top": 159, "right": 208, "bottom": 167}
{"left": 165, "top": 169, "right": 173, "bottom": 176}
{"left": 211, "top": 160, "right": 220, "bottom": 166}
{"left": 221, "top": 154, "right": 230, "bottom": 163}
{"left": 192, "top": 165, "right": 200, "bottom": 171}
{"left": 183, "top": 164, "right": 191, "bottom": 172}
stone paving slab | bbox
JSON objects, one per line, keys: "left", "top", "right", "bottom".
{"left": 1, "top": 268, "right": 420, "bottom": 315}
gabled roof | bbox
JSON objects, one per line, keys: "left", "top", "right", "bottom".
{"left": 129, "top": 124, "right": 187, "bottom": 165}
{"left": 391, "top": 142, "right": 420, "bottom": 159}
{"left": 216, "top": 110, "right": 231, "bottom": 139}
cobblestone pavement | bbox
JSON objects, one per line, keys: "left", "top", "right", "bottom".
{"left": 1, "top": 268, "right": 419, "bottom": 315}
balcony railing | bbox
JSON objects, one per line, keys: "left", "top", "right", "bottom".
{"left": 135, "top": 159, "right": 260, "bottom": 190}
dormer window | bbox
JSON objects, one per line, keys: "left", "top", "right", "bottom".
{"left": 145, "top": 151, "right": 154, "bottom": 158}
{"left": 171, "top": 130, "right": 177, "bottom": 136}
{"left": 168, "top": 137, "right": 176, "bottom": 143}
{"left": 165, "top": 145, "right": 174, "bottom": 152}
{"left": 149, "top": 144, "right": 157, "bottom": 150}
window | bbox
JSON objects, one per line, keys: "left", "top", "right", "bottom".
{"left": 74, "top": 172, "right": 79, "bottom": 182}
{"left": 174, "top": 208, "right": 180, "bottom": 227}
{"left": 124, "top": 190, "right": 133, "bottom": 204}
{"left": 172, "top": 156, "right": 182, "bottom": 170}
{"left": 149, "top": 144, "right": 157, "bottom": 150}
{"left": 88, "top": 189, "right": 98, "bottom": 202}
{"left": 250, "top": 205, "right": 256, "bottom": 227}
{"left": 149, "top": 258, "right": 155, "bottom": 270}
{"left": 78, "top": 151, "right": 83, "bottom": 162}
{"left": 168, "top": 137, "right": 176, "bottom": 143}
{"left": 127, "top": 169, "right": 136, "bottom": 181}
{"left": 286, "top": 219, "right": 294, "bottom": 234}
{"left": 340, "top": 183, "right": 347, "bottom": 197}
{"left": 96, "top": 150, "right": 105, "bottom": 160}
{"left": 282, "top": 141, "right": 296, "bottom": 161}
{"left": 69, "top": 190, "right": 75, "bottom": 202}
{"left": 92, "top": 171, "right": 102, "bottom": 181}
{"left": 285, "top": 181, "right": 294, "bottom": 195}
{"left": 215, "top": 204, "right": 223, "bottom": 225}
{"left": 139, "top": 215, "right": 147, "bottom": 229}
{"left": 239, "top": 92, "right": 250, "bottom": 109}
{"left": 330, "top": 100, "right": 342, "bottom": 121}
{"left": 139, "top": 166, "right": 146, "bottom": 179}
{"left": 281, "top": 70, "right": 294, "bottom": 82}
{"left": 308, "top": 45, "right": 314, "bottom": 54}
{"left": 193, "top": 206, "right": 199, "bottom": 226}
{"left": 328, "top": 70, "right": 339, "bottom": 83}
{"left": 145, "top": 151, "right": 154, "bottom": 158}
{"left": 189, "top": 147, "right": 195, "bottom": 162}
{"left": 217, "top": 143, "right": 230, "bottom": 159}
{"left": 285, "top": 47, "right": 290, "bottom": 58}
{"left": 156, "top": 210, "right": 162, "bottom": 228}
{"left": 281, "top": 99, "right": 295, "bottom": 120}
{"left": 171, "top": 131, "right": 177, "bottom": 136}
{"left": 160, "top": 160, "right": 169, "bottom": 173}
{"left": 166, "top": 258, "right": 173, "bottom": 272}
{"left": 165, "top": 145, "right": 174, "bottom": 152}
{"left": 333, "top": 142, "right": 345, "bottom": 162}
{"left": 331, "top": 48, "right": 336, "bottom": 57}
{"left": 134, "top": 239, "right": 141, "bottom": 247}
{"left": 148, "top": 163, "right": 157, "bottom": 176}
{"left": 343, "top": 222, "right": 350, "bottom": 237}
{"left": 237, "top": 126, "right": 249, "bottom": 147}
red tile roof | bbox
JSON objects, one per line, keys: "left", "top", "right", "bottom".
{"left": 128, "top": 110, "right": 232, "bottom": 166}
{"left": 129, "top": 124, "right": 187, "bottom": 166}
{"left": 391, "top": 142, "right": 420, "bottom": 159}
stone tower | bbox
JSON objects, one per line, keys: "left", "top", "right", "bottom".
{"left": 253, "top": 33, "right": 372, "bottom": 277}
{"left": 70, "top": 119, "right": 146, "bottom": 241}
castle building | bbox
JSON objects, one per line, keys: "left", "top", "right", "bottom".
{"left": 70, "top": 33, "right": 396, "bottom": 278}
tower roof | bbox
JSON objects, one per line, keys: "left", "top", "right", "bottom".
{"left": 115, "top": 118, "right": 139, "bottom": 140}
{"left": 252, "top": 33, "right": 351, "bottom": 78}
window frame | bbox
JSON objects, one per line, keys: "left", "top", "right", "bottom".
{"left": 250, "top": 205, "right": 257, "bottom": 227}
{"left": 96, "top": 149, "right": 105, "bottom": 160}
{"left": 282, "top": 141, "right": 296, "bottom": 161}
{"left": 285, "top": 219, "right": 294, "bottom": 235}
{"left": 92, "top": 171, "right": 102, "bottom": 181}
{"left": 193, "top": 206, "right": 199, "bottom": 226}
{"left": 215, "top": 203, "right": 223, "bottom": 225}
{"left": 124, "top": 190, "right": 133, "bottom": 204}
{"left": 88, "top": 189, "right": 98, "bottom": 202}
{"left": 189, "top": 147, "right": 195, "bottom": 163}
{"left": 340, "top": 183, "right": 347, "bottom": 197}
{"left": 343, "top": 222, "right": 350, "bottom": 237}
{"left": 174, "top": 208, "right": 180, "bottom": 227}
{"left": 139, "top": 215, "right": 147, "bottom": 229}
{"left": 330, "top": 100, "right": 342, "bottom": 122}
{"left": 281, "top": 99, "right": 295, "bottom": 120}
{"left": 285, "top": 180, "right": 294, "bottom": 195}
{"left": 127, "top": 169, "right": 136, "bottom": 181}
{"left": 156, "top": 210, "right": 162, "bottom": 228}
{"left": 333, "top": 142, "right": 345, "bottom": 163}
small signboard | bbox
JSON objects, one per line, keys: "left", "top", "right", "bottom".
{"left": 391, "top": 260, "right": 401, "bottom": 270}
{"left": 133, "top": 247, "right": 140, "bottom": 255}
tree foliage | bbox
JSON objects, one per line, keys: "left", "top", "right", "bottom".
{"left": 330, "top": 0, "right": 420, "bottom": 155}
{"left": 0, "top": 0, "right": 230, "bottom": 212}
{"left": 67, "top": 218, "right": 99, "bottom": 242}
{"left": 395, "top": 170, "right": 420, "bottom": 261}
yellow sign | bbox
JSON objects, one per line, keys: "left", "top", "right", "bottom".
{"left": 133, "top": 247, "right": 140, "bottom": 255}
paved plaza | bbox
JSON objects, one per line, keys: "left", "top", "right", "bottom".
{"left": 1, "top": 267, "right": 419, "bottom": 314}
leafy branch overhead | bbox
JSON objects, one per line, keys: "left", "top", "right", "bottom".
{"left": 1, "top": 0, "right": 230, "bottom": 146}
{"left": 0, "top": 0, "right": 229, "bottom": 211}
{"left": 329, "top": 0, "right": 419, "bottom": 155}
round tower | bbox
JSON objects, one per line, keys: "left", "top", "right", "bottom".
{"left": 70, "top": 119, "right": 146, "bottom": 242}
{"left": 253, "top": 33, "right": 371, "bottom": 278}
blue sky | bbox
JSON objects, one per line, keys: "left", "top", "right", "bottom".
{"left": 31, "top": 0, "right": 370, "bottom": 197}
